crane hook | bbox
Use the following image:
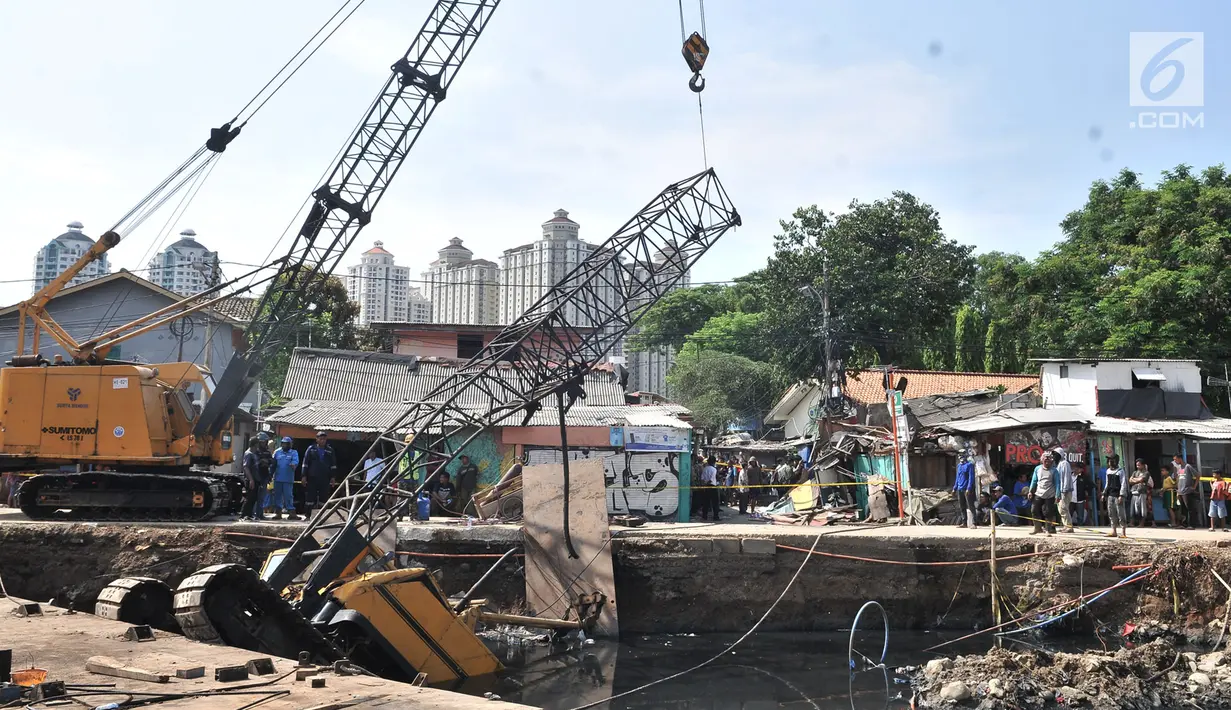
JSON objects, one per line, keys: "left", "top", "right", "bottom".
{"left": 682, "top": 31, "right": 709, "bottom": 93}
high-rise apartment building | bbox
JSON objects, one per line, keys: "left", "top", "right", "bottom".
{"left": 146, "top": 229, "right": 220, "bottom": 296}
{"left": 32, "top": 221, "right": 111, "bottom": 292}
{"left": 407, "top": 287, "right": 432, "bottom": 323}
{"left": 498, "top": 209, "right": 619, "bottom": 332}
{"left": 346, "top": 241, "right": 413, "bottom": 326}
{"left": 422, "top": 237, "right": 499, "bottom": 325}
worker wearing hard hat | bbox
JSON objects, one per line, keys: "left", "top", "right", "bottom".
{"left": 271, "top": 436, "right": 300, "bottom": 520}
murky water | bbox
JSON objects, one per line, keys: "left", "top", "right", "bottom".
{"left": 478, "top": 630, "right": 968, "bottom": 710}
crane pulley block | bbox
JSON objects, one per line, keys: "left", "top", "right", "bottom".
{"left": 682, "top": 32, "right": 709, "bottom": 73}
{"left": 682, "top": 32, "right": 709, "bottom": 93}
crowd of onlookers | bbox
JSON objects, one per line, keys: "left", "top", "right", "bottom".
{"left": 693, "top": 452, "right": 817, "bottom": 520}
{"left": 956, "top": 449, "right": 1229, "bottom": 537}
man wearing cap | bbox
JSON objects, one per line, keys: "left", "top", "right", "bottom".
{"left": 271, "top": 435, "right": 300, "bottom": 520}
{"left": 301, "top": 431, "right": 337, "bottom": 519}
{"left": 990, "top": 484, "right": 1017, "bottom": 526}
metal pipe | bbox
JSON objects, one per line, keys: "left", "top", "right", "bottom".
{"left": 453, "top": 547, "right": 518, "bottom": 612}
{"left": 476, "top": 611, "right": 584, "bottom": 631}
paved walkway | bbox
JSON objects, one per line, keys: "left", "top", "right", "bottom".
{"left": 4, "top": 503, "right": 1224, "bottom": 546}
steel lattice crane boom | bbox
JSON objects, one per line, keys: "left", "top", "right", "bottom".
{"left": 196, "top": 0, "right": 500, "bottom": 437}
{"left": 264, "top": 168, "right": 741, "bottom": 606}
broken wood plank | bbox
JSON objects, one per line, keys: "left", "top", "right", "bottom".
{"left": 85, "top": 656, "right": 169, "bottom": 683}
{"left": 521, "top": 460, "right": 618, "bottom": 637}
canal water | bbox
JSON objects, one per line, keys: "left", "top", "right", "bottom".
{"left": 479, "top": 630, "right": 995, "bottom": 709}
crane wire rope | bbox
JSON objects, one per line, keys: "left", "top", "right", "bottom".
{"left": 89, "top": 153, "right": 223, "bottom": 341}
{"left": 677, "top": 0, "right": 710, "bottom": 168}
{"left": 106, "top": 0, "right": 366, "bottom": 243}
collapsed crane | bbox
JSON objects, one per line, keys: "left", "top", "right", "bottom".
{"left": 99, "top": 169, "right": 739, "bottom": 684}
{"left": 6, "top": 0, "right": 501, "bottom": 520}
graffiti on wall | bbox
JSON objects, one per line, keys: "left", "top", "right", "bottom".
{"left": 525, "top": 447, "right": 681, "bottom": 520}
{"left": 1005, "top": 428, "right": 1088, "bottom": 465}
{"left": 444, "top": 429, "right": 508, "bottom": 486}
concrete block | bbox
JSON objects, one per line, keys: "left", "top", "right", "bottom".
{"left": 740, "top": 538, "right": 777, "bottom": 555}
{"left": 675, "top": 538, "right": 713, "bottom": 554}
{"left": 713, "top": 538, "right": 742, "bottom": 555}
{"left": 175, "top": 667, "right": 205, "bottom": 679}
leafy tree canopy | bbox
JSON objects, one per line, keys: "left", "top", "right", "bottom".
{"left": 760, "top": 193, "right": 976, "bottom": 379}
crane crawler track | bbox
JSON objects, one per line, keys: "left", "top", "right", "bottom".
{"left": 18, "top": 471, "right": 234, "bottom": 522}
{"left": 173, "top": 563, "right": 340, "bottom": 664}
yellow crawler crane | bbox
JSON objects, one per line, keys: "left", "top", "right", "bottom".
{"left": 1, "top": 231, "right": 240, "bottom": 520}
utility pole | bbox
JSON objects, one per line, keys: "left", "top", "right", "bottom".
{"left": 821, "top": 253, "right": 834, "bottom": 416}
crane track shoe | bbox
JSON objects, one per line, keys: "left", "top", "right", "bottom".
{"left": 96, "top": 577, "right": 178, "bottom": 633}
{"left": 173, "top": 564, "right": 339, "bottom": 663}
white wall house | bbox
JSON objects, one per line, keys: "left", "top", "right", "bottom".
{"left": 1038, "top": 359, "right": 1204, "bottom": 417}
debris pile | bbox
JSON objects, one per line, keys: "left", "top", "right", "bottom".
{"left": 911, "top": 639, "right": 1231, "bottom": 709}
{"left": 474, "top": 463, "right": 524, "bottom": 521}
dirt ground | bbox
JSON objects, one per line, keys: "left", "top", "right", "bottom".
{"left": 0, "top": 524, "right": 265, "bottom": 609}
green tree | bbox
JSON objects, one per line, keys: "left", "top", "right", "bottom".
{"left": 921, "top": 317, "right": 955, "bottom": 371}
{"left": 628, "top": 284, "right": 735, "bottom": 353}
{"left": 1024, "top": 164, "right": 1231, "bottom": 361}
{"left": 257, "top": 275, "right": 360, "bottom": 400}
{"left": 984, "top": 319, "right": 1019, "bottom": 373}
{"left": 681, "top": 311, "right": 770, "bottom": 361}
{"left": 762, "top": 193, "right": 976, "bottom": 380}
{"left": 954, "top": 304, "right": 986, "bottom": 372}
{"left": 667, "top": 349, "right": 787, "bottom": 435}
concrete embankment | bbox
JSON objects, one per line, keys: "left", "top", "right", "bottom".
{"left": 2, "top": 519, "right": 1228, "bottom": 642}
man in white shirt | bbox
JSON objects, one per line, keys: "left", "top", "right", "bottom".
{"left": 363, "top": 452, "right": 384, "bottom": 486}
{"left": 700, "top": 456, "right": 721, "bottom": 521}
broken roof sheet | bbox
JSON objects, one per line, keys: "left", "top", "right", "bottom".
{"left": 936, "top": 406, "right": 1092, "bottom": 433}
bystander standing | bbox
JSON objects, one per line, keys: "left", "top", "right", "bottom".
{"left": 1210, "top": 470, "right": 1228, "bottom": 533}
{"left": 1102, "top": 454, "right": 1128, "bottom": 538}
{"left": 1129, "top": 459, "right": 1154, "bottom": 527}
{"left": 1028, "top": 452, "right": 1060, "bottom": 536}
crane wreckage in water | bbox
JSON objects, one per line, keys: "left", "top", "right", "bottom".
{"left": 99, "top": 167, "right": 739, "bottom": 683}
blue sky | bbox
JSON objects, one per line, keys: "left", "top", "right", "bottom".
{"left": 0, "top": 1, "right": 1225, "bottom": 306}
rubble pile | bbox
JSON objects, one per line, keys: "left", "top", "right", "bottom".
{"left": 911, "top": 639, "right": 1231, "bottom": 709}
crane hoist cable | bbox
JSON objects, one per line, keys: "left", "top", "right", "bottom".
{"left": 106, "top": 0, "right": 367, "bottom": 241}
{"left": 677, "top": 0, "right": 711, "bottom": 168}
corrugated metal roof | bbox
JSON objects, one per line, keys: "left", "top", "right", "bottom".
{"left": 1087, "top": 416, "right": 1231, "bottom": 439}
{"left": 267, "top": 399, "right": 690, "bottom": 433}
{"left": 282, "top": 347, "right": 626, "bottom": 406}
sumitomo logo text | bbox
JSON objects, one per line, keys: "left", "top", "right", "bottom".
{"left": 1129, "top": 32, "right": 1204, "bottom": 129}
{"left": 41, "top": 426, "right": 97, "bottom": 435}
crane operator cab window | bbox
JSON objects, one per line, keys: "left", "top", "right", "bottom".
{"left": 167, "top": 386, "right": 198, "bottom": 440}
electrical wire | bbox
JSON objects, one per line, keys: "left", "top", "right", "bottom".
{"left": 564, "top": 524, "right": 893, "bottom": 710}
{"left": 997, "top": 566, "right": 1155, "bottom": 637}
